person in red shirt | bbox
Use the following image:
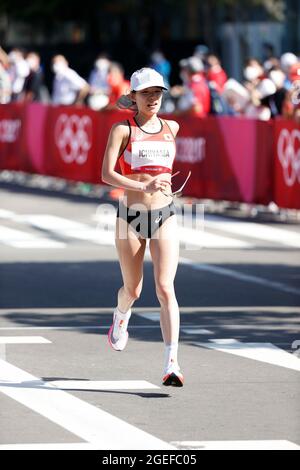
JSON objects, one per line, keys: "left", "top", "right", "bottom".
{"left": 107, "top": 62, "right": 130, "bottom": 108}
{"left": 206, "top": 54, "right": 228, "bottom": 93}
{"left": 174, "top": 56, "right": 210, "bottom": 117}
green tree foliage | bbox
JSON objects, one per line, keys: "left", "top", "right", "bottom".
{"left": 0, "top": 0, "right": 286, "bottom": 22}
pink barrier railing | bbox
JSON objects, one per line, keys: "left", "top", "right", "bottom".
{"left": 0, "top": 103, "right": 299, "bottom": 209}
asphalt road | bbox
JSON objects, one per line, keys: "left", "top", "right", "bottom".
{"left": 0, "top": 180, "right": 300, "bottom": 450}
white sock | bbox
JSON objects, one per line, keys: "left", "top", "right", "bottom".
{"left": 113, "top": 307, "right": 131, "bottom": 336}
{"left": 164, "top": 342, "right": 179, "bottom": 372}
{"left": 116, "top": 306, "right": 131, "bottom": 317}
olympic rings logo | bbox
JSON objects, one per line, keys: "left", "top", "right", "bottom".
{"left": 277, "top": 129, "right": 300, "bottom": 187}
{"left": 54, "top": 114, "right": 92, "bottom": 165}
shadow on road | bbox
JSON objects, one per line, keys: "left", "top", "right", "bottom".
{"left": 1, "top": 260, "right": 300, "bottom": 349}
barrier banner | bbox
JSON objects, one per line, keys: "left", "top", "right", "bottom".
{"left": 0, "top": 103, "right": 25, "bottom": 171}
{"left": 43, "top": 105, "right": 103, "bottom": 183}
{"left": 0, "top": 103, "right": 299, "bottom": 209}
{"left": 22, "top": 103, "right": 48, "bottom": 174}
{"left": 167, "top": 115, "right": 207, "bottom": 198}
{"left": 173, "top": 116, "right": 273, "bottom": 204}
{"left": 274, "top": 119, "right": 300, "bottom": 210}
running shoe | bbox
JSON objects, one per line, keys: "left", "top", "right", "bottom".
{"left": 162, "top": 361, "right": 184, "bottom": 387}
{"left": 108, "top": 308, "right": 131, "bottom": 351}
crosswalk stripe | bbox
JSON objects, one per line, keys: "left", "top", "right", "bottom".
{"left": 0, "top": 225, "right": 65, "bottom": 249}
{"left": 50, "top": 380, "right": 160, "bottom": 391}
{"left": 0, "top": 336, "right": 51, "bottom": 344}
{"left": 1, "top": 209, "right": 299, "bottom": 250}
{"left": 178, "top": 225, "right": 252, "bottom": 248}
{"left": 205, "top": 217, "right": 300, "bottom": 248}
{"left": 0, "top": 359, "right": 174, "bottom": 450}
{"left": 93, "top": 209, "right": 253, "bottom": 248}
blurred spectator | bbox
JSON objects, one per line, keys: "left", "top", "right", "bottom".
{"left": 280, "top": 52, "right": 299, "bottom": 89}
{"left": 206, "top": 54, "right": 228, "bottom": 93}
{"left": 193, "top": 44, "right": 210, "bottom": 67}
{"left": 8, "top": 48, "right": 30, "bottom": 101}
{"left": 280, "top": 52, "right": 298, "bottom": 75}
{"left": 52, "top": 55, "right": 89, "bottom": 106}
{"left": 268, "top": 68, "right": 288, "bottom": 115}
{"left": 87, "top": 54, "right": 110, "bottom": 110}
{"left": 245, "top": 78, "right": 277, "bottom": 120}
{"left": 0, "top": 59, "right": 11, "bottom": 104}
{"left": 106, "top": 62, "right": 130, "bottom": 108}
{"left": 289, "top": 62, "right": 300, "bottom": 83}
{"left": 149, "top": 51, "right": 171, "bottom": 87}
{"left": 0, "top": 42, "right": 299, "bottom": 123}
{"left": 222, "top": 79, "right": 250, "bottom": 115}
{"left": 243, "top": 58, "right": 264, "bottom": 90}
{"left": 0, "top": 47, "right": 11, "bottom": 103}
{"left": 173, "top": 56, "right": 210, "bottom": 117}
{"left": 23, "top": 52, "right": 49, "bottom": 103}
{"left": 283, "top": 61, "right": 300, "bottom": 122}
{"left": 263, "top": 56, "right": 280, "bottom": 74}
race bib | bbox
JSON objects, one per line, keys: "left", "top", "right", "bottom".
{"left": 131, "top": 141, "right": 175, "bottom": 170}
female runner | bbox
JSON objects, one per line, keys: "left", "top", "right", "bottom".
{"left": 101, "top": 67, "right": 184, "bottom": 386}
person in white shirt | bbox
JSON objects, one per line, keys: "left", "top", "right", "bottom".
{"left": 87, "top": 55, "right": 110, "bottom": 110}
{"left": 51, "top": 55, "right": 90, "bottom": 106}
{"left": 0, "top": 59, "right": 11, "bottom": 104}
{"left": 7, "top": 48, "right": 30, "bottom": 101}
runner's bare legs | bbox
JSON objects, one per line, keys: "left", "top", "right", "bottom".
{"left": 149, "top": 215, "right": 180, "bottom": 373}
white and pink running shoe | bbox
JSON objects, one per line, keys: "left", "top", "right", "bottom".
{"left": 108, "top": 308, "right": 131, "bottom": 351}
{"left": 162, "top": 360, "right": 184, "bottom": 387}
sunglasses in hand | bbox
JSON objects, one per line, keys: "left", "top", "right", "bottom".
{"left": 161, "top": 171, "right": 191, "bottom": 198}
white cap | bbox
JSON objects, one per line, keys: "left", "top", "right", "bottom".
{"left": 280, "top": 52, "right": 299, "bottom": 73}
{"left": 130, "top": 67, "right": 168, "bottom": 91}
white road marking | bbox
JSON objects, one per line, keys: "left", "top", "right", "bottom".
{"left": 182, "top": 328, "right": 214, "bottom": 335}
{"left": 0, "top": 209, "right": 15, "bottom": 219}
{"left": 194, "top": 339, "right": 300, "bottom": 372}
{"left": 180, "top": 257, "right": 300, "bottom": 297}
{"left": 93, "top": 209, "right": 252, "bottom": 248}
{"left": 136, "top": 312, "right": 215, "bottom": 335}
{"left": 205, "top": 217, "right": 300, "bottom": 248}
{"left": 0, "top": 225, "right": 65, "bottom": 249}
{"left": 137, "top": 312, "right": 161, "bottom": 322}
{"left": 0, "top": 443, "right": 101, "bottom": 450}
{"left": 50, "top": 380, "right": 159, "bottom": 391}
{"left": 0, "top": 336, "right": 51, "bottom": 344}
{"left": 179, "top": 225, "right": 252, "bottom": 249}
{"left": 0, "top": 325, "right": 212, "bottom": 331}
{"left": 1, "top": 306, "right": 299, "bottom": 314}
{"left": 171, "top": 440, "right": 300, "bottom": 450}
{"left": 2, "top": 209, "right": 300, "bottom": 250}
{"left": 0, "top": 359, "right": 174, "bottom": 450}
{"left": 15, "top": 214, "right": 116, "bottom": 246}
